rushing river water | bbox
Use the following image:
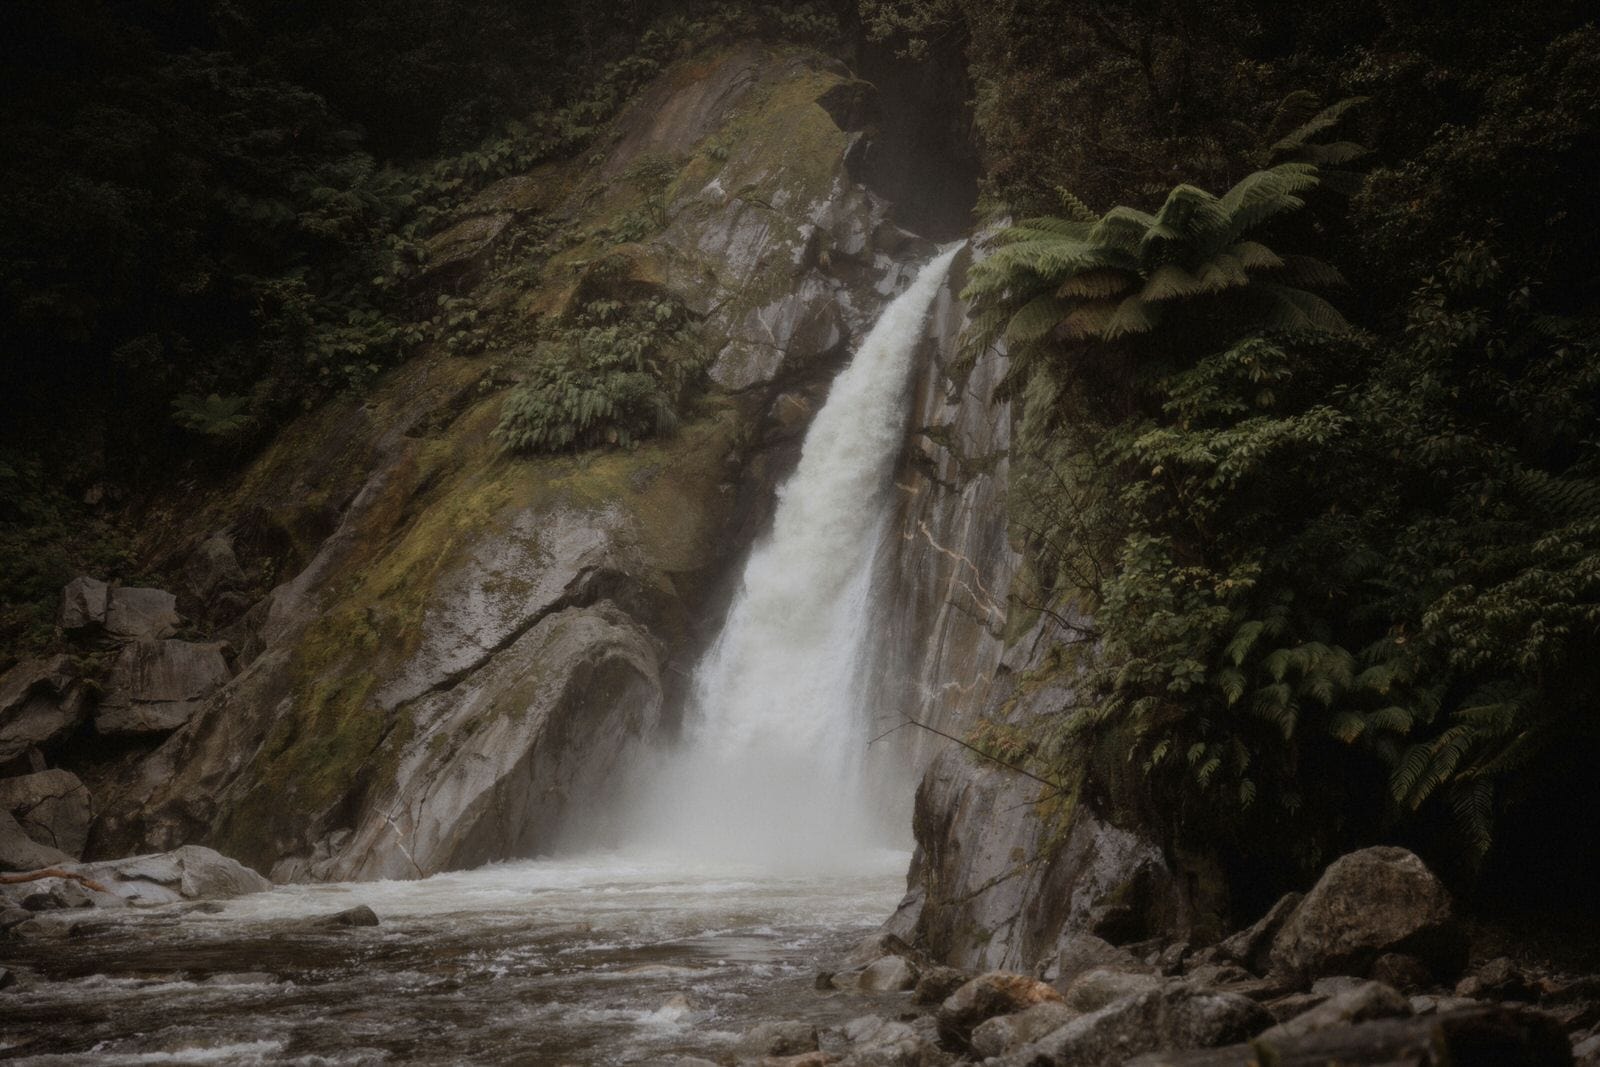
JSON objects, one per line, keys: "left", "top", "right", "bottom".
{"left": 0, "top": 852, "right": 909, "bottom": 1064}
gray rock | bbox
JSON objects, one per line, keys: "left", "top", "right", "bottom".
{"left": 1062, "top": 967, "right": 1167, "bottom": 1012}
{"left": 1126, "top": 1005, "right": 1571, "bottom": 1066}
{"left": 1269, "top": 847, "right": 1463, "bottom": 983}
{"left": 1456, "top": 956, "right": 1535, "bottom": 1001}
{"left": 186, "top": 534, "right": 247, "bottom": 602}
{"left": 840, "top": 1013, "right": 949, "bottom": 1066}
{"left": 0, "top": 769, "right": 91, "bottom": 855}
{"left": 1257, "top": 980, "right": 1411, "bottom": 1042}
{"left": 1310, "top": 975, "right": 1369, "bottom": 996}
{"left": 939, "top": 972, "right": 1065, "bottom": 1048}
{"left": 0, "top": 809, "right": 74, "bottom": 872}
{"left": 914, "top": 965, "right": 968, "bottom": 1005}
{"left": 1573, "top": 1029, "right": 1600, "bottom": 1063}
{"left": 858, "top": 954, "right": 919, "bottom": 993}
{"left": 1410, "top": 993, "right": 1483, "bottom": 1015}
{"left": 58, "top": 576, "right": 109, "bottom": 631}
{"left": 1, "top": 905, "right": 33, "bottom": 931}
{"left": 104, "top": 586, "right": 180, "bottom": 643}
{"left": 1003, "top": 986, "right": 1272, "bottom": 1067}
{"left": 1213, "top": 892, "right": 1302, "bottom": 973}
{"left": 69, "top": 845, "right": 270, "bottom": 904}
{"left": 0, "top": 655, "right": 89, "bottom": 763}
{"left": 1050, "top": 933, "right": 1153, "bottom": 991}
{"left": 1370, "top": 951, "right": 1435, "bottom": 993}
{"left": 736, "top": 1019, "right": 817, "bottom": 1058}
{"left": 844, "top": 930, "right": 918, "bottom": 967}
{"left": 313, "top": 905, "right": 379, "bottom": 928}
{"left": 97, "top": 639, "right": 233, "bottom": 735}
{"left": 971, "top": 1002, "right": 1078, "bottom": 1059}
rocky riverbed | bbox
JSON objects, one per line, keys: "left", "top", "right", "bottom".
{"left": 4, "top": 844, "right": 1599, "bottom": 1066}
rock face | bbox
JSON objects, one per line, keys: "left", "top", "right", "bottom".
{"left": 0, "top": 656, "right": 89, "bottom": 764}
{"left": 1268, "top": 846, "right": 1464, "bottom": 983}
{"left": 86, "top": 43, "right": 938, "bottom": 881}
{"left": 97, "top": 639, "right": 233, "bottom": 735}
{"left": 0, "top": 769, "right": 90, "bottom": 856}
{"left": 874, "top": 237, "right": 1192, "bottom": 975}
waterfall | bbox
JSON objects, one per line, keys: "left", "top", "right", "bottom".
{"left": 602, "top": 246, "right": 963, "bottom": 872}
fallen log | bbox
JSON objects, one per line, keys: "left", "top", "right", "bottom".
{"left": 0, "top": 868, "right": 111, "bottom": 894}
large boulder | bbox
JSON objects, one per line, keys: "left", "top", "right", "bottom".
{"left": 103, "top": 586, "right": 180, "bottom": 643}
{"left": 1268, "top": 847, "right": 1464, "bottom": 983}
{"left": 0, "top": 655, "right": 89, "bottom": 763}
{"left": 0, "top": 769, "right": 90, "bottom": 856}
{"left": 58, "top": 576, "right": 109, "bottom": 631}
{"left": 0, "top": 809, "right": 74, "bottom": 872}
{"left": 938, "top": 972, "right": 1065, "bottom": 1048}
{"left": 999, "top": 986, "right": 1273, "bottom": 1067}
{"left": 971, "top": 1003, "right": 1079, "bottom": 1060}
{"left": 97, "top": 639, "right": 233, "bottom": 735}
{"left": 69, "top": 845, "right": 271, "bottom": 905}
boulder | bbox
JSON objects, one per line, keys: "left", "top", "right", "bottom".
{"left": 1124, "top": 1005, "right": 1571, "bottom": 1066}
{"left": 844, "top": 930, "right": 918, "bottom": 968}
{"left": 1049, "top": 933, "right": 1154, "bottom": 991}
{"left": 58, "top": 576, "right": 109, "bottom": 631}
{"left": 1061, "top": 968, "right": 1167, "bottom": 1012}
{"left": 1213, "top": 892, "right": 1302, "bottom": 973}
{"left": 914, "top": 965, "right": 969, "bottom": 1005}
{"left": 1370, "top": 952, "right": 1435, "bottom": 994}
{"left": 1256, "top": 980, "right": 1412, "bottom": 1042}
{"left": 971, "top": 1003, "right": 1078, "bottom": 1059}
{"left": 96, "top": 639, "right": 232, "bottom": 735}
{"left": 1000, "top": 986, "right": 1273, "bottom": 1066}
{"left": 939, "top": 972, "right": 1065, "bottom": 1048}
{"left": 1456, "top": 957, "right": 1536, "bottom": 1001}
{"left": 68, "top": 845, "right": 271, "bottom": 904}
{"left": 0, "top": 655, "right": 88, "bottom": 763}
{"left": 185, "top": 534, "right": 247, "bottom": 602}
{"left": 737, "top": 1021, "right": 818, "bottom": 1059}
{"left": 858, "top": 954, "right": 919, "bottom": 993}
{"left": 839, "top": 1014, "right": 948, "bottom": 1066}
{"left": 312, "top": 905, "right": 380, "bottom": 928}
{"left": 0, "top": 809, "right": 75, "bottom": 872}
{"left": 103, "top": 586, "right": 180, "bottom": 643}
{"left": 0, "top": 769, "right": 91, "bottom": 855}
{"left": 1268, "top": 847, "right": 1463, "bottom": 983}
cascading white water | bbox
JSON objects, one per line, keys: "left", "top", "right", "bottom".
{"left": 606, "top": 246, "right": 963, "bottom": 871}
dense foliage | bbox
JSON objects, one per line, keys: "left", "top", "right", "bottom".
{"left": 950, "top": 2, "right": 1600, "bottom": 900}
{"left": 0, "top": 0, "right": 844, "bottom": 660}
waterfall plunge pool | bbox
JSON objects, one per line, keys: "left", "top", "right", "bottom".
{"left": 0, "top": 851, "right": 910, "bottom": 1064}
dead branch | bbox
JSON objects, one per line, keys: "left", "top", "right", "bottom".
{"left": 0, "top": 868, "right": 111, "bottom": 894}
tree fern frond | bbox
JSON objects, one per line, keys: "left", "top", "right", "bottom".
{"left": 1258, "top": 284, "right": 1351, "bottom": 334}
{"left": 1005, "top": 293, "right": 1069, "bottom": 344}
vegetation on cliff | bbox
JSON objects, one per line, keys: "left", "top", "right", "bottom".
{"left": 927, "top": 0, "right": 1600, "bottom": 905}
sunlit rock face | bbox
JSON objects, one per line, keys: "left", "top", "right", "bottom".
{"left": 90, "top": 44, "right": 944, "bottom": 882}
